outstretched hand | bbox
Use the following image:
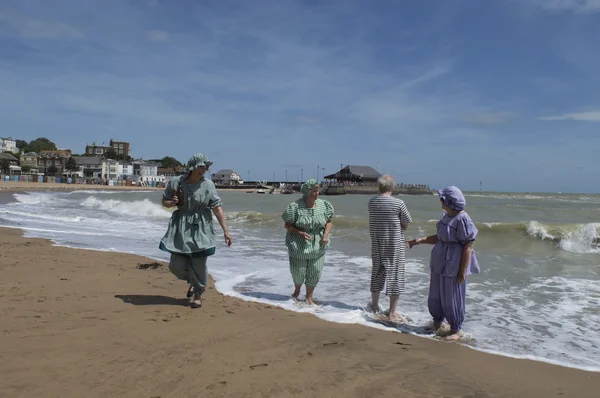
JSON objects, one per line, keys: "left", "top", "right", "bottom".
{"left": 407, "top": 239, "right": 418, "bottom": 249}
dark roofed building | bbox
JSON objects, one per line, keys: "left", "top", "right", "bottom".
{"left": 0, "top": 152, "right": 19, "bottom": 164}
{"left": 73, "top": 156, "right": 103, "bottom": 178}
{"left": 324, "top": 165, "right": 381, "bottom": 183}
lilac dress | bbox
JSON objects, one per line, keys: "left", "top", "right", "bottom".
{"left": 428, "top": 211, "right": 479, "bottom": 332}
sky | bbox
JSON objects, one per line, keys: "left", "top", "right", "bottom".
{"left": 1, "top": 0, "right": 600, "bottom": 193}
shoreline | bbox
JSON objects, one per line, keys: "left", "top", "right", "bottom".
{"left": 0, "top": 181, "right": 247, "bottom": 193}
{"left": 1, "top": 226, "right": 599, "bottom": 397}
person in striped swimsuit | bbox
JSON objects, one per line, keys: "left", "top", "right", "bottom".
{"left": 368, "top": 175, "right": 412, "bottom": 322}
{"left": 282, "top": 179, "right": 334, "bottom": 305}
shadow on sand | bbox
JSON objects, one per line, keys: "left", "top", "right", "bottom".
{"left": 114, "top": 294, "right": 188, "bottom": 306}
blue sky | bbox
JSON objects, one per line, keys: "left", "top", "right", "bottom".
{"left": 1, "top": 0, "right": 600, "bottom": 193}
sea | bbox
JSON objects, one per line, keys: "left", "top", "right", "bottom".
{"left": 1, "top": 189, "right": 599, "bottom": 371}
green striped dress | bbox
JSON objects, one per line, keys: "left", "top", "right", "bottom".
{"left": 282, "top": 198, "right": 334, "bottom": 259}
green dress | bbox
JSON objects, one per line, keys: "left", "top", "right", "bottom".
{"left": 159, "top": 176, "right": 222, "bottom": 258}
{"left": 282, "top": 198, "right": 334, "bottom": 260}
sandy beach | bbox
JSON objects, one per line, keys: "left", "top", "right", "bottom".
{"left": 0, "top": 227, "right": 598, "bottom": 397}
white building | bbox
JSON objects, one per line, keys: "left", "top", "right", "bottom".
{"left": 101, "top": 160, "right": 134, "bottom": 180}
{"left": 212, "top": 169, "right": 243, "bottom": 185}
{"left": 0, "top": 137, "right": 18, "bottom": 154}
{"left": 133, "top": 160, "right": 160, "bottom": 182}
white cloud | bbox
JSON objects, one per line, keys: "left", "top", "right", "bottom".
{"left": 146, "top": 30, "right": 170, "bottom": 43}
{"left": 538, "top": 111, "right": 600, "bottom": 121}
{"left": 0, "top": 12, "right": 83, "bottom": 39}
{"left": 521, "top": 0, "right": 600, "bottom": 13}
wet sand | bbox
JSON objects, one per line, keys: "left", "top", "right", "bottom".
{"left": 0, "top": 227, "right": 598, "bottom": 397}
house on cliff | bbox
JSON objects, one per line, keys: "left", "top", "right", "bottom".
{"left": 212, "top": 169, "right": 243, "bottom": 185}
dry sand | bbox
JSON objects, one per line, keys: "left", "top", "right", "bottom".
{"left": 1, "top": 227, "right": 598, "bottom": 397}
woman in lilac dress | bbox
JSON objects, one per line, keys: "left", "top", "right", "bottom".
{"left": 408, "top": 186, "right": 479, "bottom": 340}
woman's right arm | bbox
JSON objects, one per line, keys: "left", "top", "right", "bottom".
{"left": 162, "top": 180, "right": 178, "bottom": 208}
{"left": 408, "top": 234, "right": 438, "bottom": 248}
{"left": 162, "top": 197, "right": 178, "bottom": 208}
{"left": 284, "top": 222, "right": 311, "bottom": 240}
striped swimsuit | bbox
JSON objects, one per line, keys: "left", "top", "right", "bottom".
{"left": 368, "top": 195, "right": 412, "bottom": 296}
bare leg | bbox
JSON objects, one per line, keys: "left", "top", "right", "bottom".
{"left": 370, "top": 292, "right": 381, "bottom": 313}
{"left": 387, "top": 294, "right": 400, "bottom": 321}
{"left": 291, "top": 284, "right": 302, "bottom": 300}
{"left": 305, "top": 285, "right": 316, "bottom": 305}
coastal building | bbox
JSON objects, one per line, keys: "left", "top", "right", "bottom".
{"left": 102, "top": 159, "right": 134, "bottom": 180}
{"left": 0, "top": 137, "right": 18, "bottom": 154}
{"left": 133, "top": 160, "right": 160, "bottom": 182}
{"left": 157, "top": 167, "right": 178, "bottom": 177}
{"left": 38, "top": 150, "right": 72, "bottom": 176}
{"left": 109, "top": 139, "right": 131, "bottom": 157}
{"left": 0, "top": 152, "right": 19, "bottom": 165}
{"left": 86, "top": 142, "right": 111, "bottom": 156}
{"left": 20, "top": 152, "right": 39, "bottom": 173}
{"left": 86, "top": 140, "right": 131, "bottom": 158}
{"left": 212, "top": 169, "right": 243, "bottom": 185}
{"left": 73, "top": 156, "right": 103, "bottom": 178}
{"left": 324, "top": 165, "right": 381, "bottom": 183}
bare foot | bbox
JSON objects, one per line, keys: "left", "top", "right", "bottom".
{"left": 443, "top": 330, "right": 464, "bottom": 341}
{"left": 388, "top": 312, "right": 406, "bottom": 323}
{"left": 306, "top": 297, "right": 316, "bottom": 306}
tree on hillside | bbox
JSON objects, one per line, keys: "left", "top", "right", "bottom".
{"left": 0, "top": 159, "right": 10, "bottom": 174}
{"left": 159, "top": 156, "right": 182, "bottom": 169}
{"left": 16, "top": 140, "right": 28, "bottom": 151}
{"left": 65, "top": 157, "right": 79, "bottom": 174}
{"left": 21, "top": 165, "right": 32, "bottom": 173}
{"left": 27, "top": 137, "right": 57, "bottom": 153}
{"left": 46, "top": 165, "right": 58, "bottom": 176}
{"left": 105, "top": 149, "right": 118, "bottom": 159}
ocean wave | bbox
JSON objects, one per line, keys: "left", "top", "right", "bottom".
{"left": 226, "top": 211, "right": 279, "bottom": 224}
{"left": 0, "top": 209, "right": 85, "bottom": 223}
{"left": 480, "top": 221, "right": 600, "bottom": 254}
{"left": 80, "top": 197, "right": 171, "bottom": 218}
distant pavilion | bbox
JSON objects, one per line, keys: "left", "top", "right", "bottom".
{"left": 324, "top": 165, "right": 381, "bottom": 183}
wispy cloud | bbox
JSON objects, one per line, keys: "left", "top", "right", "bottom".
{"left": 146, "top": 30, "right": 169, "bottom": 43}
{"left": 0, "top": 11, "right": 83, "bottom": 39}
{"left": 538, "top": 111, "right": 600, "bottom": 121}
{"left": 520, "top": 0, "right": 600, "bottom": 13}
{"left": 1, "top": 0, "right": 600, "bottom": 192}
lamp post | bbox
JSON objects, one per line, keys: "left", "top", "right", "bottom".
{"left": 285, "top": 169, "right": 288, "bottom": 183}
{"left": 301, "top": 168, "right": 303, "bottom": 182}
{"left": 317, "top": 165, "right": 319, "bottom": 182}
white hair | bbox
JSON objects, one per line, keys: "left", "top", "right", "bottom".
{"left": 378, "top": 175, "right": 396, "bottom": 193}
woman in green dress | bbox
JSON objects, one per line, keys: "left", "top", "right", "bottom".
{"left": 282, "top": 179, "right": 334, "bottom": 304}
{"left": 159, "top": 153, "right": 232, "bottom": 308}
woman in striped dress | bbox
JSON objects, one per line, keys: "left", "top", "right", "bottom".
{"left": 282, "top": 179, "right": 334, "bottom": 305}
{"left": 368, "top": 175, "right": 412, "bottom": 322}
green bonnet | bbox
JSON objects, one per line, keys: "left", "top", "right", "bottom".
{"left": 187, "top": 153, "right": 213, "bottom": 171}
{"left": 300, "top": 179, "right": 319, "bottom": 197}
